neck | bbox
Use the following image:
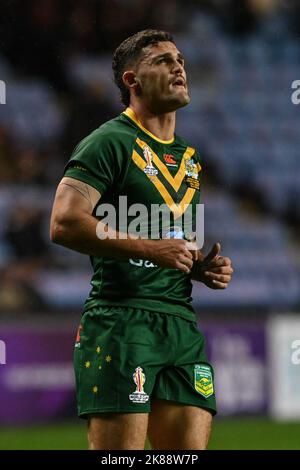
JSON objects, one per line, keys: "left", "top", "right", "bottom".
{"left": 129, "top": 102, "right": 176, "bottom": 142}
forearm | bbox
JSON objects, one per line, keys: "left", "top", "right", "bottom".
{"left": 51, "top": 212, "right": 153, "bottom": 260}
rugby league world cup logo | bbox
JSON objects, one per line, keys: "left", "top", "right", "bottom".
{"left": 129, "top": 366, "right": 149, "bottom": 403}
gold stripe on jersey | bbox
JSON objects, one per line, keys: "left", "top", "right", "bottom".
{"left": 136, "top": 138, "right": 201, "bottom": 192}
{"left": 131, "top": 150, "right": 196, "bottom": 219}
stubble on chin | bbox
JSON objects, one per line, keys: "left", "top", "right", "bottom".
{"left": 173, "top": 91, "right": 190, "bottom": 109}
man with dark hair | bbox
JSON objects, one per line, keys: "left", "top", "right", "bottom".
{"left": 50, "top": 29, "right": 233, "bottom": 450}
{"left": 112, "top": 30, "right": 174, "bottom": 107}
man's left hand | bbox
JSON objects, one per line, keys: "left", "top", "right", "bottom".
{"left": 191, "top": 242, "right": 233, "bottom": 289}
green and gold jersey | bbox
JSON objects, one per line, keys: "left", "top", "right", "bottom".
{"left": 64, "top": 107, "right": 202, "bottom": 321}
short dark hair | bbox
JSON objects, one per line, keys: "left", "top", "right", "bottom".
{"left": 112, "top": 29, "right": 174, "bottom": 107}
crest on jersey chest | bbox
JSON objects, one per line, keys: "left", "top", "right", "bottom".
{"left": 184, "top": 157, "right": 198, "bottom": 178}
{"left": 184, "top": 156, "right": 200, "bottom": 190}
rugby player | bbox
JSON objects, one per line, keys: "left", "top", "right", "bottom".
{"left": 50, "top": 29, "right": 233, "bottom": 450}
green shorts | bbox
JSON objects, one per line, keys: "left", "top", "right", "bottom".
{"left": 74, "top": 306, "right": 217, "bottom": 417}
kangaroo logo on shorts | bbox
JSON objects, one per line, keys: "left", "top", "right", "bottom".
{"left": 129, "top": 366, "right": 149, "bottom": 404}
{"left": 194, "top": 364, "right": 214, "bottom": 398}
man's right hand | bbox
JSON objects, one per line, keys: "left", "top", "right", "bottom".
{"left": 146, "top": 239, "right": 198, "bottom": 274}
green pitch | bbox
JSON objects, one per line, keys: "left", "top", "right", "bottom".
{"left": 0, "top": 418, "right": 299, "bottom": 450}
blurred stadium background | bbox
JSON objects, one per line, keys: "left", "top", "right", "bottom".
{"left": 0, "top": 0, "right": 300, "bottom": 450}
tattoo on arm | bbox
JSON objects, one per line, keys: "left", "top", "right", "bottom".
{"left": 61, "top": 181, "right": 99, "bottom": 210}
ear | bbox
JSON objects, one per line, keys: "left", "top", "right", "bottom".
{"left": 122, "top": 71, "right": 139, "bottom": 90}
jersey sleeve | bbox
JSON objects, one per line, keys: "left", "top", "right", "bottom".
{"left": 63, "top": 129, "right": 124, "bottom": 195}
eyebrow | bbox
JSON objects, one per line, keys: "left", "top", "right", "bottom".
{"left": 151, "top": 52, "right": 185, "bottom": 64}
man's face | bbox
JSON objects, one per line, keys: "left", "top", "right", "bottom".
{"left": 133, "top": 41, "right": 190, "bottom": 113}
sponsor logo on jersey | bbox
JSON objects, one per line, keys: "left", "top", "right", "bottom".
{"left": 194, "top": 364, "right": 214, "bottom": 398}
{"left": 129, "top": 259, "right": 158, "bottom": 268}
{"left": 129, "top": 366, "right": 149, "bottom": 403}
{"left": 143, "top": 146, "right": 158, "bottom": 176}
{"left": 163, "top": 154, "right": 177, "bottom": 167}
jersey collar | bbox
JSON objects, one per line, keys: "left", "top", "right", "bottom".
{"left": 123, "top": 107, "right": 175, "bottom": 145}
